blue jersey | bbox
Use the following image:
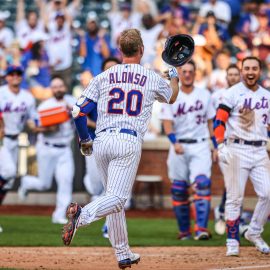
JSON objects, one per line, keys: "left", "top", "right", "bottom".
{"left": 88, "top": 107, "right": 97, "bottom": 140}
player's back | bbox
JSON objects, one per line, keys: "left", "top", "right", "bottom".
{"left": 83, "top": 64, "right": 172, "bottom": 138}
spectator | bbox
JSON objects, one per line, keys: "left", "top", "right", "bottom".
{"left": 140, "top": 14, "right": 163, "bottom": 68}
{"left": 72, "top": 70, "right": 93, "bottom": 99}
{"left": 108, "top": 0, "right": 142, "bottom": 48}
{"left": 79, "top": 12, "right": 111, "bottom": 76}
{"left": 208, "top": 50, "right": 231, "bottom": 92}
{"left": 261, "top": 54, "right": 270, "bottom": 90}
{"left": 199, "top": 0, "right": 232, "bottom": 26}
{"left": 250, "top": 10, "right": 270, "bottom": 61}
{"left": 16, "top": 0, "right": 45, "bottom": 50}
{"left": 21, "top": 32, "right": 51, "bottom": 100}
{"left": 45, "top": 0, "right": 81, "bottom": 23}
{"left": 0, "top": 11, "right": 14, "bottom": 50}
{"left": 46, "top": 12, "right": 73, "bottom": 91}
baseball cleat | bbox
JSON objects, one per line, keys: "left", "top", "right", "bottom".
{"left": 118, "top": 253, "right": 140, "bottom": 269}
{"left": 226, "top": 239, "right": 240, "bottom": 257}
{"left": 244, "top": 230, "right": 270, "bottom": 254}
{"left": 177, "top": 232, "right": 191, "bottom": 240}
{"left": 194, "top": 231, "right": 210, "bottom": 240}
{"left": 62, "top": 202, "right": 81, "bottom": 246}
{"left": 214, "top": 207, "right": 226, "bottom": 235}
{"left": 239, "top": 224, "right": 249, "bottom": 237}
{"left": 52, "top": 217, "right": 68, "bottom": 225}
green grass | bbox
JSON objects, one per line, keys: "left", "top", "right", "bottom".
{"left": 0, "top": 215, "right": 270, "bottom": 247}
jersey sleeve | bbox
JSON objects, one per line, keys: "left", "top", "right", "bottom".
{"left": 159, "top": 103, "right": 174, "bottom": 121}
{"left": 81, "top": 76, "right": 99, "bottom": 102}
{"left": 155, "top": 77, "right": 173, "bottom": 103}
{"left": 27, "top": 95, "right": 37, "bottom": 121}
{"left": 221, "top": 88, "right": 235, "bottom": 109}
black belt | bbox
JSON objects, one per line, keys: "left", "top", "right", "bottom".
{"left": 4, "top": 134, "right": 19, "bottom": 140}
{"left": 178, "top": 138, "right": 206, "bottom": 144}
{"left": 101, "top": 128, "right": 137, "bottom": 137}
{"left": 231, "top": 139, "right": 267, "bottom": 147}
{"left": 44, "top": 142, "right": 67, "bottom": 148}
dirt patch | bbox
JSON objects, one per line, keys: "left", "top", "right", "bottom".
{"left": 0, "top": 247, "right": 269, "bottom": 270}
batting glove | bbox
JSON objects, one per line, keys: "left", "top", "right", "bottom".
{"left": 168, "top": 67, "right": 178, "bottom": 79}
{"left": 217, "top": 143, "right": 232, "bottom": 164}
{"left": 79, "top": 137, "right": 93, "bottom": 156}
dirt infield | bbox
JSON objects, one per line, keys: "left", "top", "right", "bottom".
{"left": 1, "top": 247, "right": 270, "bottom": 270}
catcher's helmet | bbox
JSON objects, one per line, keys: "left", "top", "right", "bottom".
{"left": 162, "top": 34, "right": 195, "bottom": 67}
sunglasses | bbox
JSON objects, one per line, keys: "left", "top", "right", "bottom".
{"left": 7, "top": 72, "right": 23, "bottom": 77}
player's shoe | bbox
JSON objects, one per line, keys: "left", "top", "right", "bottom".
{"left": 239, "top": 223, "right": 249, "bottom": 237}
{"left": 194, "top": 231, "right": 210, "bottom": 240}
{"left": 214, "top": 206, "right": 226, "bottom": 235}
{"left": 244, "top": 230, "right": 270, "bottom": 254}
{"left": 177, "top": 232, "right": 191, "bottom": 240}
{"left": 62, "top": 202, "right": 81, "bottom": 246}
{"left": 52, "top": 217, "right": 68, "bottom": 225}
{"left": 118, "top": 253, "right": 140, "bottom": 269}
{"left": 102, "top": 224, "right": 109, "bottom": 239}
{"left": 226, "top": 239, "right": 239, "bottom": 256}
{"left": 18, "top": 185, "right": 27, "bottom": 202}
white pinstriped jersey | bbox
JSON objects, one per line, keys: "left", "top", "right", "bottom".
{"left": 222, "top": 82, "right": 270, "bottom": 141}
{"left": 160, "top": 87, "right": 215, "bottom": 140}
{"left": 211, "top": 89, "right": 226, "bottom": 110}
{"left": 82, "top": 64, "right": 173, "bottom": 137}
{"left": 37, "top": 95, "right": 76, "bottom": 145}
{"left": 0, "top": 85, "right": 36, "bottom": 135}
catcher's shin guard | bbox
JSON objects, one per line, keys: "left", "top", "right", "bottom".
{"left": 193, "top": 175, "right": 211, "bottom": 233}
{"left": 171, "top": 180, "right": 190, "bottom": 234}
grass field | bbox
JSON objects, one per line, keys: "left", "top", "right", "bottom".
{"left": 1, "top": 215, "right": 270, "bottom": 247}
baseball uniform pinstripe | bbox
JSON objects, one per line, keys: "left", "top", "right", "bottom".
{"left": 221, "top": 82, "right": 270, "bottom": 235}
{"left": 76, "top": 63, "right": 172, "bottom": 261}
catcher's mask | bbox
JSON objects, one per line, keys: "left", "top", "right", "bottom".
{"left": 162, "top": 34, "right": 195, "bottom": 67}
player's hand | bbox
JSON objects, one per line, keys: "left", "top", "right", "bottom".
{"left": 80, "top": 137, "right": 93, "bottom": 156}
{"left": 163, "top": 67, "right": 179, "bottom": 81}
{"left": 212, "top": 149, "right": 218, "bottom": 163}
{"left": 217, "top": 143, "right": 231, "bottom": 164}
{"left": 174, "top": 142, "right": 184, "bottom": 155}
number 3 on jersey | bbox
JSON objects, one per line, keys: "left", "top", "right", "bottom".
{"left": 108, "top": 88, "right": 143, "bottom": 116}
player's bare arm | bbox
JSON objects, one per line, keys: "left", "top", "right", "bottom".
{"left": 0, "top": 114, "right": 4, "bottom": 140}
{"left": 163, "top": 119, "right": 184, "bottom": 154}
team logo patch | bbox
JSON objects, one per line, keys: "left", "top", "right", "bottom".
{"left": 77, "top": 97, "right": 86, "bottom": 106}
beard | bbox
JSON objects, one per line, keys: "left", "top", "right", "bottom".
{"left": 54, "top": 92, "right": 65, "bottom": 100}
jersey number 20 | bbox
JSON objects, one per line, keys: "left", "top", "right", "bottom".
{"left": 108, "top": 88, "right": 143, "bottom": 116}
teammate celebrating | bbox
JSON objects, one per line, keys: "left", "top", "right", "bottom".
{"left": 214, "top": 56, "right": 270, "bottom": 256}
{"left": 212, "top": 64, "right": 241, "bottom": 235}
{"left": 0, "top": 65, "right": 36, "bottom": 205}
{"left": 160, "top": 60, "right": 217, "bottom": 240}
{"left": 62, "top": 29, "right": 180, "bottom": 269}
{"left": 18, "top": 77, "right": 76, "bottom": 224}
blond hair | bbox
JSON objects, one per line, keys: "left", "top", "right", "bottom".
{"left": 119, "top": 29, "right": 144, "bottom": 57}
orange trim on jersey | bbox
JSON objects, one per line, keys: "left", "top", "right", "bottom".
{"left": 172, "top": 200, "right": 189, "bottom": 207}
{"left": 193, "top": 194, "right": 211, "bottom": 201}
{"left": 79, "top": 112, "right": 86, "bottom": 117}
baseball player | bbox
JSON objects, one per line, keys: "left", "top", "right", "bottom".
{"left": 83, "top": 57, "right": 121, "bottom": 238}
{"left": 0, "top": 65, "right": 36, "bottom": 205}
{"left": 160, "top": 60, "right": 217, "bottom": 240}
{"left": 18, "top": 77, "right": 76, "bottom": 224}
{"left": 214, "top": 56, "right": 270, "bottom": 256}
{"left": 62, "top": 29, "right": 182, "bottom": 269}
{"left": 212, "top": 64, "right": 241, "bottom": 235}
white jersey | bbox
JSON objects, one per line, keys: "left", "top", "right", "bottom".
{"left": 0, "top": 27, "right": 14, "bottom": 48}
{"left": 47, "top": 22, "right": 72, "bottom": 70}
{"left": 222, "top": 82, "right": 270, "bottom": 141}
{"left": 160, "top": 87, "right": 215, "bottom": 140}
{"left": 212, "top": 89, "right": 226, "bottom": 110}
{"left": 82, "top": 64, "right": 172, "bottom": 138}
{"left": 37, "top": 95, "right": 76, "bottom": 145}
{"left": 0, "top": 85, "right": 36, "bottom": 135}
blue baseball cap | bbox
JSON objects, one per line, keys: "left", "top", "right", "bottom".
{"left": 5, "top": 65, "right": 24, "bottom": 76}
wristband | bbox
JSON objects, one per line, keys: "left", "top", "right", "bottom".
{"left": 211, "top": 136, "right": 218, "bottom": 149}
{"left": 168, "top": 133, "right": 177, "bottom": 144}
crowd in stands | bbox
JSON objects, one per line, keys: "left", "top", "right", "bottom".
{"left": 0, "top": 0, "right": 269, "bottom": 135}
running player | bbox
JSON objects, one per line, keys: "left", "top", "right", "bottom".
{"left": 215, "top": 56, "right": 270, "bottom": 256}
{"left": 62, "top": 29, "right": 180, "bottom": 269}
